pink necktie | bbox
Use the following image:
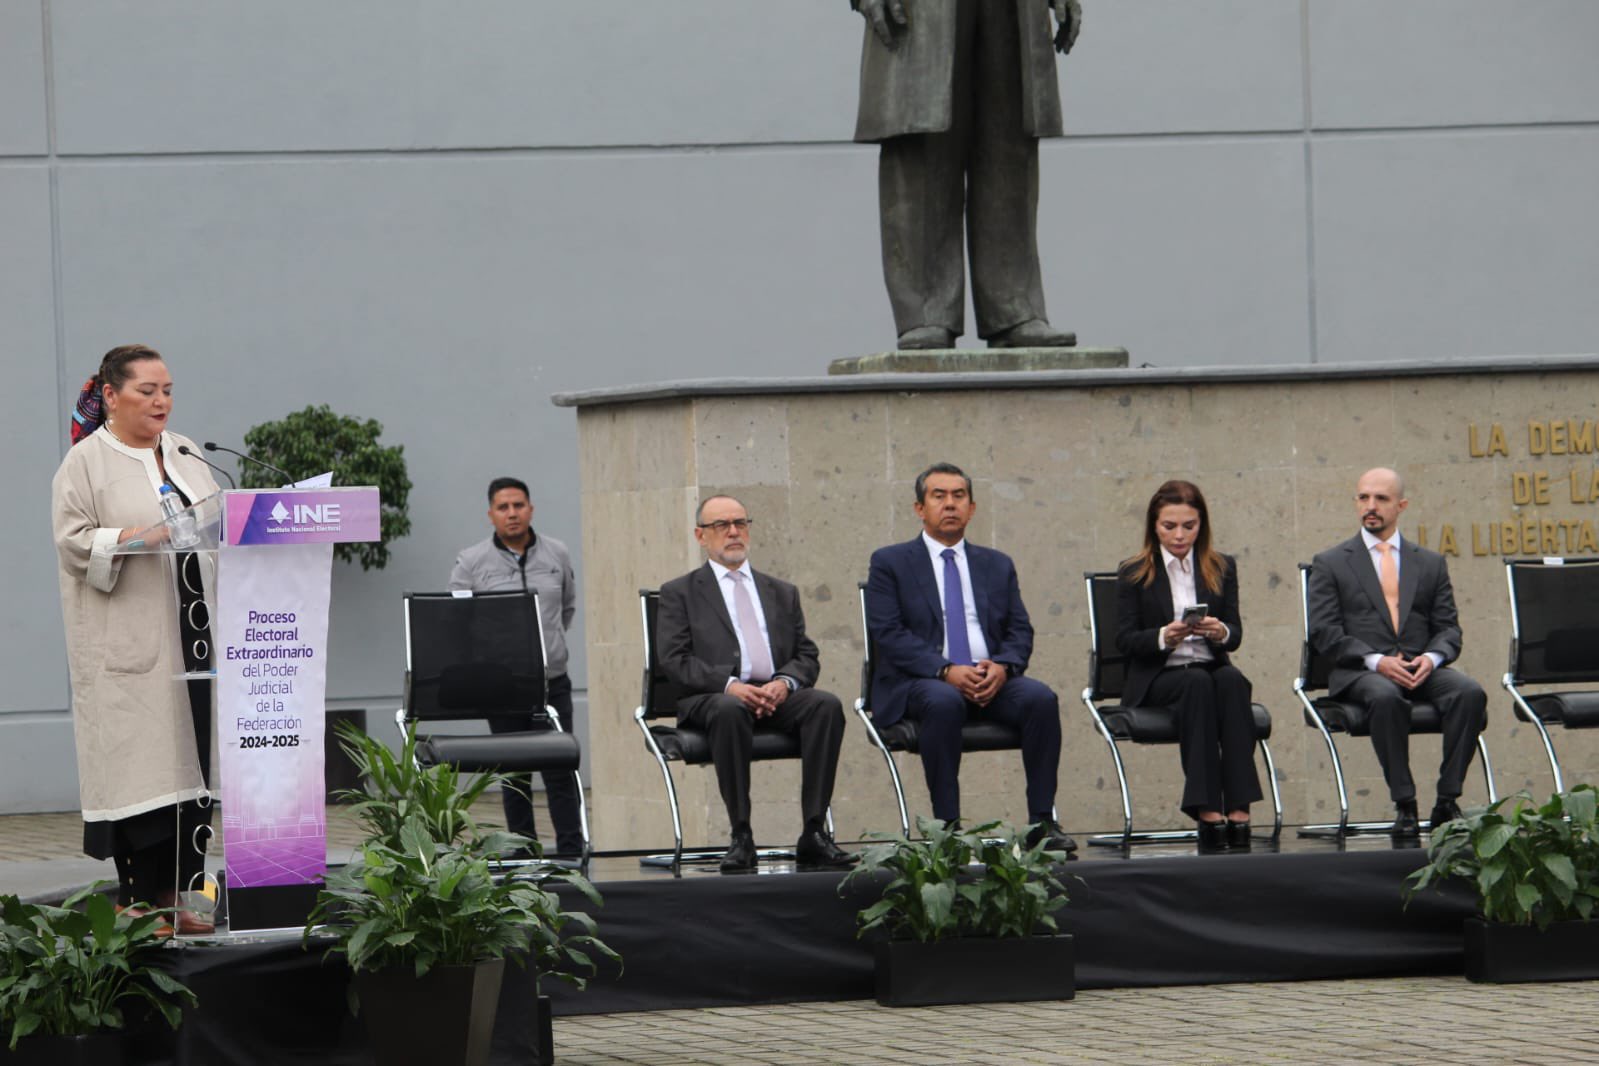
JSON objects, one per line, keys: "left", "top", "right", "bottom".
{"left": 730, "top": 571, "right": 774, "bottom": 682}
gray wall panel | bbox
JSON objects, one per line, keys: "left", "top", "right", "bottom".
{"left": 1041, "top": 137, "right": 1312, "bottom": 365}
{"left": 1067, "top": 0, "right": 1304, "bottom": 136}
{"left": 1312, "top": 129, "right": 1599, "bottom": 363}
{"left": 0, "top": 2, "right": 48, "bottom": 154}
{"left": 0, "top": 717, "right": 80, "bottom": 814}
{"left": 54, "top": 146, "right": 886, "bottom": 698}
{"left": 52, "top": 0, "right": 860, "bottom": 154}
{"left": 1310, "top": 0, "right": 1599, "bottom": 129}
{"left": 0, "top": 166, "right": 68, "bottom": 715}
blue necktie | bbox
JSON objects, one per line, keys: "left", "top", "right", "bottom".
{"left": 941, "top": 548, "right": 973, "bottom": 666}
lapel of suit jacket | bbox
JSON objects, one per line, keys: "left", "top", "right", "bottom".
{"left": 751, "top": 569, "right": 789, "bottom": 657}
{"left": 1342, "top": 535, "right": 1395, "bottom": 637}
{"left": 964, "top": 542, "right": 991, "bottom": 633}
{"left": 1397, "top": 537, "right": 1422, "bottom": 630}
{"left": 1151, "top": 557, "right": 1176, "bottom": 621}
{"left": 911, "top": 539, "right": 944, "bottom": 622}
{"left": 692, "top": 563, "right": 737, "bottom": 642}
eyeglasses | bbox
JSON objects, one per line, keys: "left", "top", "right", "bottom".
{"left": 697, "top": 518, "right": 753, "bottom": 534}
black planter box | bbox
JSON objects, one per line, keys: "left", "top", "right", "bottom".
{"left": 354, "top": 959, "right": 506, "bottom": 1066}
{"left": 874, "top": 935, "right": 1075, "bottom": 1007}
{"left": 0, "top": 1032, "right": 125, "bottom": 1066}
{"left": 1465, "top": 917, "right": 1599, "bottom": 983}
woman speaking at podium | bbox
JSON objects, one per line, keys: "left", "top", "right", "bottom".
{"left": 51, "top": 344, "right": 220, "bottom": 933}
{"left": 1115, "top": 480, "right": 1261, "bottom": 853}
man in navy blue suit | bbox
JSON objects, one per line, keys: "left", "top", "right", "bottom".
{"left": 864, "top": 462, "right": 1075, "bottom": 852}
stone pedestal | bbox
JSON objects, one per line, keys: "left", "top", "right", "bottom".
{"left": 555, "top": 356, "right": 1599, "bottom": 851}
{"left": 829, "top": 347, "right": 1129, "bottom": 375}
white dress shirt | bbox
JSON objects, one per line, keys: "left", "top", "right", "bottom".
{"left": 1159, "top": 547, "right": 1218, "bottom": 664}
{"left": 1359, "top": 529, "right": 1444, "bottom": 671}
{"left": 921, "top": 532, "right": 991, "bottom": 663}
{"left": 706, "top": 558, "right": 788, "bottom": 688}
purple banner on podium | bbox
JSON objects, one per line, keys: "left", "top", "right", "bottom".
{"left": 225, "top": 487, "right": 380, "bottom": 547}
{"left": 215, "top": 487, "right": 380, "bottom": 926}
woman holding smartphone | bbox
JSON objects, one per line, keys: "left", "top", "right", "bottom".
{"left": 1115, "top": 480, "right": 1261, "bottom": 852}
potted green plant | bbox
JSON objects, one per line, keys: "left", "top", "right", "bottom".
{"left": 0, "top": 887, "right": 195, "bottom": 1065}
{"left": 840, "top": 817, "right": 1075, "bottom": 1007}
{"left": 241, "top": 404, "right": 412, "bottom": 570}
{"left": 306, "top": 722, "right": 616, "bottom": 1066}
{"left": 1405, "top": 785, "right": 1599, "bottom": 983}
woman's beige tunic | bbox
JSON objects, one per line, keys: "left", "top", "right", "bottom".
{"left": 51, "top": 427, "right": 219, "bottom": 821}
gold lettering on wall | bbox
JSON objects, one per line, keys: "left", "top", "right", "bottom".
{"left": 1459, "top": 419, "right": 1599, "bottom": 558}
{"left": 1468, "top": 422, "right": 1508, "bottom": 457}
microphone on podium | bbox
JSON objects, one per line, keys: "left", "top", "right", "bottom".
{"left": 177, "top": 444, "right": 237, "bottom": 489}
{"left": 204, "top": 441, "right": 297, "bottom": 485}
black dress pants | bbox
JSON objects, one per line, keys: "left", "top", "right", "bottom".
{"left": 677, "top": 687, "right": 845, "bottom": 836}
{"left": 1342, "top": 666, "right": 1488, "bottom": 803}
{"left": 490, "top": 673, "right": 585, "bottom": 856}
{"left": 1144, "top": 662, "right": 1263, "bottom": 818}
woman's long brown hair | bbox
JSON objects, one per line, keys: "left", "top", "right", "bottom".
{"left": 1123, "top": 480, "right": 1226, "bottom": 592}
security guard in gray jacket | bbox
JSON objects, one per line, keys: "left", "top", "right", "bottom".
{"left": 449, "top": 477, "right": 583, "bottom": 856}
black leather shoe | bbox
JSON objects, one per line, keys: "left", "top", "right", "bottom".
{"left": 1024, "top": 820, "right": 1079, "bottom": 857}
{"left": 897, "top": 326, "right": 957, "bottom": 350}
{"left": 719, "top": 831, "right": 757, "bottom": 873}
{"left": 795, "top": 829, "right": 857, "bottom": 868}
{"left": 1197, "top": 820, "right": 1229, "bottom": 853}
{"left": 1391, "top": 802, "right": 1421, "bottom": 840}
{"left": 1225, "top": 820, "right": 1252, "bottom": 850}
{"left": 988, "top": 319, "right": 1077, "bottom": 348}
{"left": 1429, "top": 799, "right": 1463, "bottom": 828}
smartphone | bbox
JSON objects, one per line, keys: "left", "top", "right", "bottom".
{"left": 1181, "top": 603, "right": 1209, "bottom": 624}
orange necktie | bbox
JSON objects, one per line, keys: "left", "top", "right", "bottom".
{"left": 1375, "top": 541, "right": 1400, "bottom": 633}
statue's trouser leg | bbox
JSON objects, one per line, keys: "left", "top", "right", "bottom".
{"left": 878, "top": 131, "right": 968, "bottom": 340}
{"left": 876, "top": 0, "right": 983, "bottom": 340}
{"left": 967, "top": 0, "right": 1048, "bottom": 339}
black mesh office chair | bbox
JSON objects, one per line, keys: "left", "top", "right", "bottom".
{"left": 1293, "top": 563, "right": 1497, "bottom": 837}
{"left": 852, "top": 583, "right": 1051, "bottom": 838}
{"left": 1080, "top": 571, "right": 1282, "bottom": 847}
{"left": 1502, "top": 557, "right": 1599, "bottom": 793}
{"left": 398, "top": 590, "right": 589, "bottom": 861}
{"left": 632, "top": 589, "right": 830, "bottom": 871}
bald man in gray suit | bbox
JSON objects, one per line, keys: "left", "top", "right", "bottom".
{"left": 1307, "top": 468, "right": 1487, "bottom": 840}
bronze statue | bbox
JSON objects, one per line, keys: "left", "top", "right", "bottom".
{"left": 851, "top": 0, "right": 1082, "bottom": 350}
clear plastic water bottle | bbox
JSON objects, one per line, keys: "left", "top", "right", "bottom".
{"left": 159, "top": 484, "right": 200, "bottom": 549}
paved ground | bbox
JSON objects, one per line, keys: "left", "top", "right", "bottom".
{"left": 6, "top": 808, "right": 1597, "bottom": 1064}
{"left": 553, "top": 979, "right": 1599, "bottom": 1065}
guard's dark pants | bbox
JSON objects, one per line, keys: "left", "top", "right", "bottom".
{"left": 491, "top": 673, "right": 585, "bottom": 855}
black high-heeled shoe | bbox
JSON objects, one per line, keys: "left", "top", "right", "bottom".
{"left": 1225, "top": 820, "right": 1252, "bottom": 850}
{"left": 1197, "top": 820, "right": 1229, "bottom": 853}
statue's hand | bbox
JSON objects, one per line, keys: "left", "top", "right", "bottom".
{"left": 858, "top": 0, "right": 908, "bottom": 48}
{"left": 1051, "top": 0, "right": 1083, "bottom": 54}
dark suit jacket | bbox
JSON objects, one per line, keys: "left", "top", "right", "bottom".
{"left": 1114, "top": 553, "right": 1244, "bottom": 709}
{"left": 863, "top": 537, "right": 1035, "bottom": 727}
{"left": 656, "top": 563, "right": 820, "bottom": 712}
{"left": 1307, "top": 533, "right": 1464, "bottom": 699}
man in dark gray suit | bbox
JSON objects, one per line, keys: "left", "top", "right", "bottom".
{"left": 851, "top": 0, "right": 1083, "bottom": 350}
{"left": 1307, "top": 468, "right": 1488, "bottom": 839}
{"left": 656, "top": 495, "right": 854, "bottom": 872}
